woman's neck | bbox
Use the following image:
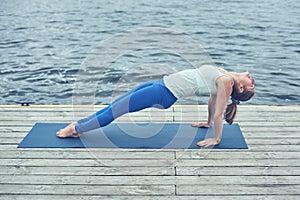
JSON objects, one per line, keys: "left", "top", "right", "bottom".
{"left": 225, "top": 71, "right": 240, "bottom": 86}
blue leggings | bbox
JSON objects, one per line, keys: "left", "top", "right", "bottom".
{"left": 75, "top": 79, "right": 177, "bottom": 133}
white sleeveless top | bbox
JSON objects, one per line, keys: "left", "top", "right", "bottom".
{"left": 163, "top": 65, "right": 230, "bottom": 98}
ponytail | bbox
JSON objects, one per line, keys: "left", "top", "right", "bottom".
{"left": 224, "top": 85, "right": 254, "bottom": 125}
{"left": 224, "top": 100, "right": 238, "bottom": 125}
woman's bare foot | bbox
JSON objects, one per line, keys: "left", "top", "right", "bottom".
{"left": 56, "top": 122, "right": 80, "bottom": 138}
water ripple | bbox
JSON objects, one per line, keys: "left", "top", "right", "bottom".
{"left": 0, "top": 0, "right": 299, "bottom": 105}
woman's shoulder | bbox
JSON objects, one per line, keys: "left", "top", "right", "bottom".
{"left": 215, "top": 75, "right": 233, "bottom": 96}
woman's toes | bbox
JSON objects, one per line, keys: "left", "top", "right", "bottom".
{"left": 56, "top": 130, "right": 62, "bottom": 136}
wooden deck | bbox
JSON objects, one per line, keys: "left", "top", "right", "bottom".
{"left": 0, "top": 105, "right": 299, "bottom": 199}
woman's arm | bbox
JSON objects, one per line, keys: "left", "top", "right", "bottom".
{"left": 197, "top": 76, "right": 232, "bottom": 147}
{"left": 192, "top": 96, "right": 213, "bottom": 128}
{"left": 207, "top": 96, "right": 213, "bottom": 126}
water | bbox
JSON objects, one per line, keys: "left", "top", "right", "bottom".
{"left": 0, "top": 0, "right": 299, "bottom": 105}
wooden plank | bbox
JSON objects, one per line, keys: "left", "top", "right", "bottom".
{"left": 0, "top": 150, "right": 175, "bottom": 159}
{"left": 177, "top": 184, "right": 300, "bottom": 195}
{"left": 0, "top": 119, "right": 177, "bottom": 125}
{"left": 1, "top": 195, "right": 300, "bottom": 200}
{"left": 1, "top": 175, "right": 300, "bottom": 185}
{"left": 0, "top": 127, "right": 32, "bottom": 133}
{"left": 173, "top": 105, "right": 300, "bottom": 112}
{"left": 246, "top": 138, "right": 300, "bottom": 145}
{"left": 172, "top": 109, "right": 300, "bottom": 115}
{"left": 0, "top": 107, "right": 173, "bottom": 114}
{"left": 0, "top": 184, "right": 175, "bottom": 196}
{"left": 0, "top": 112, "right": 175, "bottom": 120}
{"left": 0, "top": 149, "right": 300, "bottom": 160}
{"left": 176, "top": 166, "right": 300, "bottom": 176}
{"left": 0, "top": 166, "right": 174, "bottom": 176}
{"left": 173, "top": 110, "right": 300, "bottom": 116}
{"left": 0, "top": 157, "right": 299, "bottom": 167}
{"left": 242, "top": 131, "right": 300, "bottom": 138}
{"left": 248, "top": 145, "right": 300, "bottom": 152}
{"left": 0, "top": 158, "right": 176, "bottom": 167}
{"left": 170, "top": 120, "right": 300, "bottom": 126}
{"left": 176, "top": 151, "right": 300, "bottom": 159}
{"left": 175, "top": 159, "right": 300, "bottom": 167}
{"left": 1, "top": 149, "right": 299, "bottom": 160}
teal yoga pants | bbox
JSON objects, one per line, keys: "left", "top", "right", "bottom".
{"left": 75, "top": 79, "right": 177, "bottom": 133}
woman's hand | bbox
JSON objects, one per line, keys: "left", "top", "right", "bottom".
{"left": 197, "top": 138, "right": 220, "bottom": 148}
{"left": 191, "top": 122, "right": 210, "bottom": 128}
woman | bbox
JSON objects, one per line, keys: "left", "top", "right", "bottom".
{"left": 56, "top": 65, "right": 255, "bottom": 147}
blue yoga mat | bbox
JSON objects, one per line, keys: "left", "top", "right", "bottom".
{"left": 18, "top": 123, "right": 248, "bottom": 149}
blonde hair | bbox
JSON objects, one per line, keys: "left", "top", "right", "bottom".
{"left": 224, "top": 86, "right": 254, "bottom": 125}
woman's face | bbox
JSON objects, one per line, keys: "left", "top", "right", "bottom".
{"left": 240, "top": 72, "right": 255, "bottom": 92}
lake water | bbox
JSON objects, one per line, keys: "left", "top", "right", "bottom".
{"left": 1, "top": 0, "right": 299, "bottom": 105}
